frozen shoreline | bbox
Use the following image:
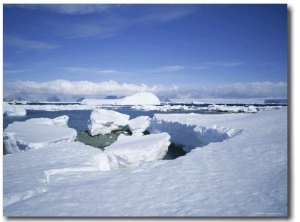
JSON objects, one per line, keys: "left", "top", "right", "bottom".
{"left": 3, "top": 107, "right": 287, "bottom": 216}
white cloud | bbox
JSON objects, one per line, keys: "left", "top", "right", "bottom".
{"left": 147, "top": 65, "right": 185, "bottom": 73}
{"left": 222, "top": 62, "right": 245, "bottom": 67}
{"left": 4, "top": 69, "right": 31, "bottom": 74}
{"left": 64, "top": 67, "right": 119, "bottom": 75}
{"left": 4, "top": 36, "right": 59, "bottom": 50}
{"left": 58, "top": 20, "right": 125, "bottom": 39}
{"left": 138, "top": 5, "right": 198, "bottom": 23}
{"left": 9, "top": 4, "right": 198, "bottom": 39}
{"left": 194, "top": 61, "right": 245, "bottom": 70}
{"left": 3, "top": 80, "right": 287, "bottom": 101}
{"left": 44, "top": 4, "right": 114, "bottom": 15}
{"left": 8, "top": 4, "right": 115, "bottom": 15}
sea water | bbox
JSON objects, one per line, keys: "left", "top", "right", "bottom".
{"left": 3, "top": 105, "right": 211, "bottom": 157}
{"left": 3, "top": 106, "right": 217, "bottom": 133}
{"left": 2, "top": 104, "right": 285, "bottom": 157}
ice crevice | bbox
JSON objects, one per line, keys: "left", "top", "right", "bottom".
{"left": 149, "top": 115, "right": 242, "bottom": 153}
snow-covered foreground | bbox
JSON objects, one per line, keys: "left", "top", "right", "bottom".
{"left": 3, "top": 108, "right": 287, "bottom": 216}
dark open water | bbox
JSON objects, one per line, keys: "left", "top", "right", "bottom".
{"left": 3, "top": 106, "right": 219, "bottom": 133}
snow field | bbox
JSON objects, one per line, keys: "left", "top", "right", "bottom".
{"left": 3, "top": 107, "right": 287, "bottom": 216}
{"left": 3, "top": 141, "right": 101, "bottom": 207}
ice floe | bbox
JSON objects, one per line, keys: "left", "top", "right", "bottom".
{"left": 91, "top": 133, "right": 171, "bottom": 171}
{"left": 87, "top": 109, "right": 130, "bottom": 136}
{"left": 127, "top": 116, "right": 151, "bottom": 136}
{"left": 3, "top": 102, "right": 27, "bottom": 116}
{"left": 3, "top": 116, "right": 77, "bottom": 154}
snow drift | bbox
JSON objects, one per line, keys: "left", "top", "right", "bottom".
{"left": 150, "top": 113, "right": 242, "bottom": 152}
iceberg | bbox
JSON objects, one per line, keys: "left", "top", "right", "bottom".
{"left": 3, "top": 102, "right": 27, "bottom": 116}
{"left": 4, "top": 116, "right": 76, "bottom": 154}
{"left": 82, "top": 92, "right": 161, "bottom": 106}
{"left": 117, "top": 92, "right": 161, "bottom": 105}
{"left": 88, "top": 109, "right": 130, "bottom": 136}
{"left": 91, "top": 133, "right": 171, "bottom": 171}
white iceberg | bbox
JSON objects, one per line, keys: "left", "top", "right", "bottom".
{"left": 92, "top": 133, "right": 171, "bottom": 171}
{"left": 4, "top": 116, "right": 76, "bottom": 154}
{"left": 82, "top": 92, "right": 161, "bottom": 106}
{"left": 117, "top": 92, "right": 161, "bottom": 105}
{"left": 128, "top": 116, "right": 151, "bottom": 136}
{"left": 88, "top": 109, "right": 130, "bottom": 136}
{"left": 3, "top": 102, "right": 27, "bottom": 116}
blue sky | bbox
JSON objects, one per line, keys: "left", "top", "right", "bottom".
{"left": 3, "top": 4, "right": 287, "bottom": 100}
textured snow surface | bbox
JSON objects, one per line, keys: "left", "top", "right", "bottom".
{"left": 3, "top": 116, "right": 76, "bottom": 153}
{"left": 88, "top": 108, "right": 130, "bottom": 136}
{"left": 82, "top": 92, "right": 161, "bottom": 106}
{"left": 3, "top": 108, "right": 287, "bottom": 216}
{"left": 3, "top": 102, "right": 27, "bottom": 116}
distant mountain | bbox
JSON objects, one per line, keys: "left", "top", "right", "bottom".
{"left": 47, "top": 95, "right": 60, "bottom": 102}
{"left": 76, "top": 97, "right": 85, "bottom": 102}
{"left": 105, "top": 95, "right": 119, "bottom": 99}
{"left": 159, "top": 98, "right": 172, "bottom": 103}
{"left": 264, "top": 99, "right": 287, "bottom": 104}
